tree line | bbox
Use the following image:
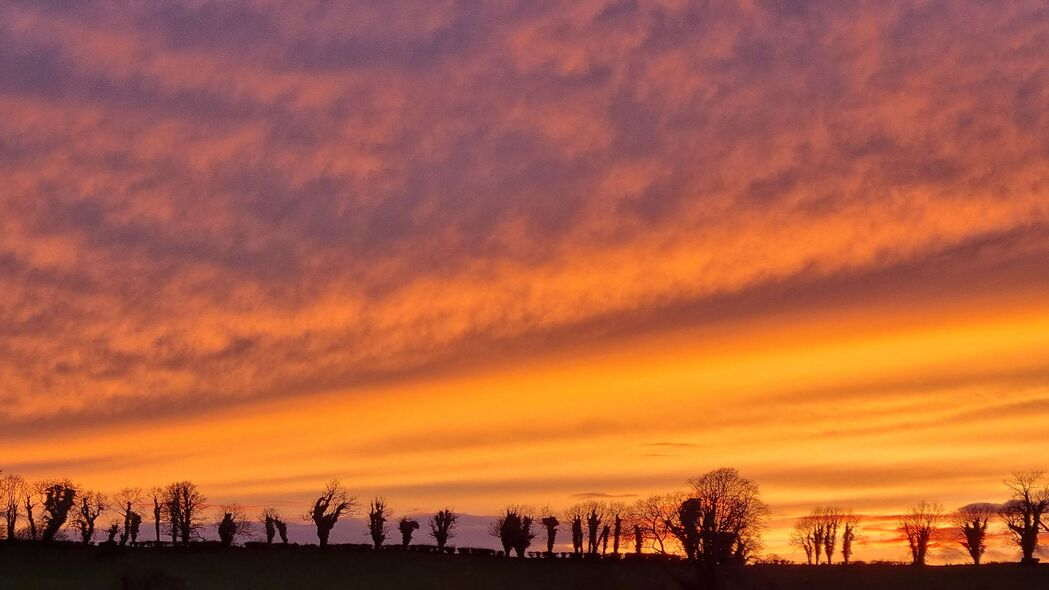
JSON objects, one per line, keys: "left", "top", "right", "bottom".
{"left": 1, "top": 467, "right": 1048, "bottom": 569}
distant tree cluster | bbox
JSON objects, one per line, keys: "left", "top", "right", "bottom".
{"left": 787, "top": 472, "right": 1049, "bottom": 567}
{"left": 1, "top": 467, "right": 1047, "bottom": 571}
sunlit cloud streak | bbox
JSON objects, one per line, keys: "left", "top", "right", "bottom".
{"left": 1, "top": 0, "right": 1048, "bottom": 562}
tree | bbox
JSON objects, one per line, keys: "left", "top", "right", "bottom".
{"left": 105, "top": 521, "right": 120, "bottom": 544}
{"left": 792, "top": 507, "right": 846, "bottom": 565}
{"left": 584, "top": 502, "right": 606, "bottom": 555}
{"left": 23, "top": 483, "right": 37, "bottom": 541}
{"left": 841, "top": 512, "right": 860, "bottom": 565}
{"left": 72, "top": 490, "right": 107, "bottom": 545}
{"left": 429, "top": 508, "right": 458, "bottom": 551}
{"left": 687, "top": 468, "right": 769, "bottom": 564}
{"left": 115, "top": 487, "right": 143, "bottom": 547}
{"left": 900, "top": 501, "right": 944, "bottom": 566}
{"left": 0, "top": 474, "right": 25, "bottom": 541}
{"left": 165, "top": 481, "right": 206, "bottom": 545}
{"left": 490, "top": 505, "right": 534, "bottom": 557}
{"left": 216, "top": 503, "right": 254, "bottom": 547}
{"left": 540, "top": 515, "right": 559, "bottom": 555}
{"left": 684, "top": 468, "right": 770, "bottom": 589}
{"left": 305, "top": 480, "right": 355, "bottom": 548}
{"left": 150, "top": 487, "right": 164, "bottom": 545}
{"left": 791, "top": 517, "right": 817, "bottom": 565}
{"left": 261, "top": 508, "right": 283, "bottom": 545}
{"left": 274, "top": 514, "right": 289, "bottom": 544}
{"left": 367, "top": 497, "right": 390, "bottom": 549}
{"left": 609, "top": 502, "right": 626, "bottom": 556}
{"left": 39, "top": 479, "right": 77, "bottom": 543}
{"left": 1000, "top": 472, "right": 1049, "bottom": 565}
{"left": 629, "top": 493, "right": 686, "bottom": 555}
{"left": 563, "top": 505, "right": 586, "bottom": 555}
{"left": 398, "top": 517, "right": 420, "bottom": 549}
{"left": 953, "top": 503, "right": 997, "bottom": 565}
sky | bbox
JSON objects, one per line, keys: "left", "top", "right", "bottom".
{"left": 1, "top": 0, "right": 1049, "bottom": 562}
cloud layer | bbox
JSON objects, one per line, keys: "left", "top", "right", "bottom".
{"left": 2, "top": 0, "right": 1049, "bottom": 562}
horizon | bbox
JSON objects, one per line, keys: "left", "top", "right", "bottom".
{"left": 2, "top": 0, "right": 1049, "bottom": 570}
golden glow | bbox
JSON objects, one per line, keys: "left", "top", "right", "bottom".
{"left": 2, "top": 0, "right": 1049, "bottom": 565}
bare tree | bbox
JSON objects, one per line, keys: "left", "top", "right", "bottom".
{"left": 72, "top": 490, "right": 108, "bottom": 545}
{"left": 953, "top": 503, "right": 997, "bottom": 565}
{"left": 217, "top": 503, "right": 254, "bottom": 547}
{"left": 609, "top": 502, "right": 626, "bottom": 556}
{"left": 165, "top": 481, "right": 207, "bottom": 545}
{"left": 260, "top": 508, "right": 282, "bottom": 545}
{"left": 1000, "top": 472, "right": 1049, "bottom": 565}
{"left": 563, "top": 504, "right": 586, "bottom": 555}
{"left": 584, "top": 502, "right": 606, "bottom": 555}
{"left": 490, "top": 505, "right": 534, "bottom": 558}
{"left": 819, "top": 507, "right": 845, "bottom": 564}
{"left": 429, "top": 508, "right": 458, "bottom": 551}
{"left": 366, "top": 497, "right": 390, "bottom": 549}
{"left": 686, "top": 468, "right": 769, "bottom": 564}
{"left": 0, "top": 474, "right": 25, "bottom": 541}
{"left": 398, "top": 517, "right": 419, "bottom": 549}
{"left": 791, "top": 516, "right": 817, "bottom": 565}
{"left": 841, "top": 511, "right": 860, "bottom": 565}
{"left": 900, "top": 501, "right": 944, "bottom": 566}
{"left": 629, "top": 493, "right": 686, "bottom": 555}
{"left": 116, "top": 487, "right": 143, "bottom": 546}
{"left": 305, "top": 480, "right": 355, "bottom": 548}
{"left": 150, "top": 487, "right": 164, "bottom": 545}
{"left": 39, "top": 479, "right": 77, "bottom": 543}
{"left": 23, "top": 483, "right": 38, "bottom": 541}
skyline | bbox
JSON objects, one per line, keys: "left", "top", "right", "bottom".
{"left": 2, "top": 0, "right": 1049, "bottom": 564}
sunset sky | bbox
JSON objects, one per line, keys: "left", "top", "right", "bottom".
{"left": 2, "top": 0, "right": 1049, "bottom": 562}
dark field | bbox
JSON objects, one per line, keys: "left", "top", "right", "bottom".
{"left": 1, "top": 545, "right": 1047, "bottom": 590}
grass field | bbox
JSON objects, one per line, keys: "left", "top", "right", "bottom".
{"left": 1, "top": 544, "right": 1046, "bottom": 590}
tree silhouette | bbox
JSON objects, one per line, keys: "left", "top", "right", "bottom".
{"left": 0, "top": 474, "right": 25, "bottom": 541}
{"left": 275, "top": 514, "right": 289, "bottom": 544}
{"left": 684, "top": 468, "right": 769, "bottom": 589}
{"left": 22, "top": 484, "right": 37, "bottom": 541}
{"left": 791, "top": 516, "right": 817, "bottom": 565}
{"left": 563, "top": 505, "right": 585, "bottom": 555}
{"left": 116, "top": 487, "right": 143, "bottom": 546}
{"left": 630, "top": 493, "right": 686, "bottom": 555}
{"left": 305, "top": 480, "right": 355, "bottom": 548}
{"left": 105, "top": 521, "right": 119, "bottom": 544}
{"left": 72, "top": 490, "right": 107, "bottom": 545}
{"left": 900, "top": 501, "right": 944, "bottom": 566}
{"left": 367, "top": 497, "right": 390, "bottom": 549}
{"left": 429, "top": 508, "right": 458, "bottom": 551}
{"left": 954, "top": 503, "right": 997, "bottom": 565}
{"left": 584, "top": 502, "right": 606, "bottom": 555}
{"left": 149, "top": 487, "right": 163, "bottom": 545}
{"left": 792, "top": 507, "right": 846, "bottom": 565}
{"left": 398, "top": 517, "right": 419, "bottom": 549}
{"left": 260, "top": 508, "right": 282, "bottom": 544}
{"left": 1000, "top": 472, "right": 1049, "bottom": 565}
{"left": 39, "top": 480, "right": 77, "bottom": 543}
{"left": 632, "top": 523, "right": 643, "bottom": 554}
{"left": 540, "top": 515, "right": 559, "bottom": 555}
{"left": 216, "top": 503, "right": 253, "bottom": 547}
{"left": 490, "top": 505, "right": 534, "bottom": 557}
{"left": 609, "top": 502, "right": 625, "bottom": 556}
{"left": 599, "top": 523, "right": 611, "bottom": 555}
{"left": 165, "top": 481, "right": 206, "bottom": 545}
{"left": 841, "top": 512, "right": 860, "bottom": 565}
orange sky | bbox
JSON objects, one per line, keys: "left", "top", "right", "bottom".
{"left": 2, "top": 0, "right": 1049, "bottom": 563}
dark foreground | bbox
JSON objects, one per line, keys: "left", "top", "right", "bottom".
{"left": 1, "top": 545, "right": 1047, "bottom": 590}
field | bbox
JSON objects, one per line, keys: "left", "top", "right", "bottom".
{"left": 1, "top": 545, "right": 1048, "bottom": 590}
